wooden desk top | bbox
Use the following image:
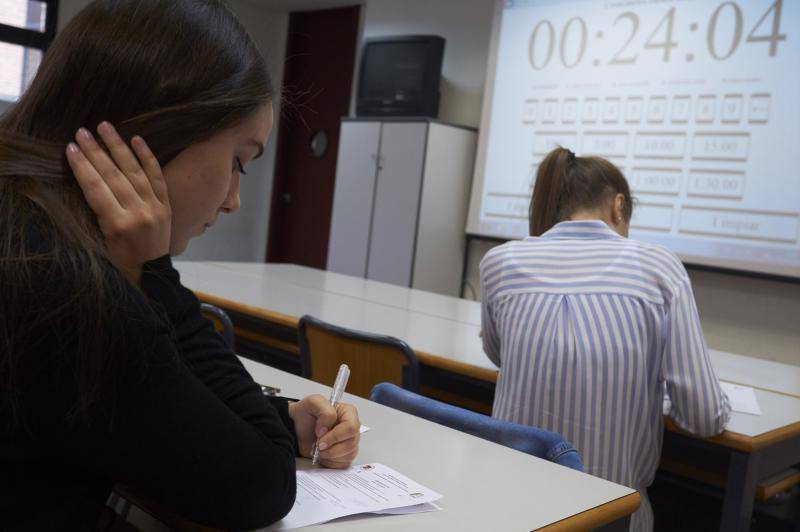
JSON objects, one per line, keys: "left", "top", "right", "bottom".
{"left": 175, "top": 261, "right": 800, "bottom": 451}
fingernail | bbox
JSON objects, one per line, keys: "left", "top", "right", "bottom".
{"left": 316, "top": 426, "right": 328, "bottom": 438}
{"left": 318, "top": 441, "right": 329, "bottom": 451}
{"left": 67, "top": 142, "right": 79, "bottom": 153}
{"left": 98, "top": 121, "right": 114, "bottom": 135}
{"left": 77, "top": 127, "right": 92, "bottom": 140}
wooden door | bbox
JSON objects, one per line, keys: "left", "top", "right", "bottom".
{"left": 266, "top": 6, "right": 360, "bottom": 268}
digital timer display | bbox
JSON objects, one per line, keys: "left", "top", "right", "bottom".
{"left": 468, "top": 0, "right": 800, "bottom": 278}
{"left": 527, "top": 1, "right": 786, "bottom": 69}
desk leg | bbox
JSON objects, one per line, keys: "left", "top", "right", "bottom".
{"left": 720, "top": 450, "right": 760, "bottom": 532}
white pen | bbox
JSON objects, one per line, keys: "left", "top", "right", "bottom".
{"left": 311, "top": 363, "right": 350, "bottom": 465}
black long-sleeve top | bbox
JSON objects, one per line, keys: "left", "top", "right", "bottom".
{"left": 0, "top": 244, "right": 298, "bottom": 530}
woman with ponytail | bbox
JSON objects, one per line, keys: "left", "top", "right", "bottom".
{"left": 0, "top": 1, "right": 360, "bottom": 529}
{"left": 479, "top": 147, "right": 730, "bottom": 531}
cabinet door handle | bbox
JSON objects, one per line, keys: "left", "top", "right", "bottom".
{"left": 371, "top": 153, "right": 383, "bottom": 172}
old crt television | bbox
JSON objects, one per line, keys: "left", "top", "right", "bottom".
{"left": 356, "top": 35, "right": 445, "bottom": 118}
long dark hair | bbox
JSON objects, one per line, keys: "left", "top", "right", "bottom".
{"left": 529, "top": 147, "right": 633, "bottom": 236}
{"left": 0, "top": 0, "right": 273, "bottom": 427}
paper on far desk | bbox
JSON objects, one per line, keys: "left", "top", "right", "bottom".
{"left": 720, "top": 382, "right": 762, "bottom": 416}
{"left": 265, "top": 463, "right": 442, "bottom": 530}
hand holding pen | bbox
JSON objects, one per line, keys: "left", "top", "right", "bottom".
{"left": 286, "top": 364, "right": 360, "bottom": 469}
{"left": 312, "top": 364, "right": 350, "bottom": 465}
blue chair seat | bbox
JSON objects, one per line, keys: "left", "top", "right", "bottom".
{"left": 369, "top": 382, "right": 583, "bottom": 471}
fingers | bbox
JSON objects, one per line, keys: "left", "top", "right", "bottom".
{"left": 73, "top": 125, "right": 140, "bottom": 208}
{"left": 293, "top": 396, "right": 361, "bottom": 468}
{"left": 131, "top": 136, "right": 168, "bottom": 205}
{"left": 316, "top": 403, "right": 360, "bottom": 465}
{"left": 301, "top": 394, "right": 339, "bottom": 438}
{"left": 318, "top": 446, "right": 359, "bottom": 469}
{"left": 318, "top": 403, "right": 360, "bottom": 448}
{"left": 71, "top": 122, "right": 167, "bottom": 212}
{"left": 96, "top": 122, "right": 157, "bottom": 202}
{"left": 66, "top": 142, "right": 124, "bottom": 216}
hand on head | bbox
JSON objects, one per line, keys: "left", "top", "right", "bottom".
{"left": 66, "top": 122, "right": 170, "bottom": 284}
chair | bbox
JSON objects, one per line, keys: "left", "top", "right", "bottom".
{"left": 298, "top": 315, "right": 419, "bottom": 398}
{"left": 369, "top": 382, "right": 584, "bottom": 471}
{"left": 200, "top": 302, "right": 235, "bottom": 349}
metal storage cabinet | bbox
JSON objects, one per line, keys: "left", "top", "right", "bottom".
{"left": 327, "top": 118, "right": 477, "bottom": 296}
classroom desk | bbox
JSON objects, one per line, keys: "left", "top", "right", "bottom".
{"left": 174, "top": 261, "right": 800, "bottom": 531}
{"left": 240, "top": 358, "right": 640, "bottom": 531}
{"left": 175, "top": 261, "right": 494, "bottom": 381}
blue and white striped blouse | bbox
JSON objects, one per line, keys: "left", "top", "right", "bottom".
{"left": 480, "top": 220, "right": 730, "bottom": 532}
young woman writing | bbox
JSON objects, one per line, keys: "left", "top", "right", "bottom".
{"left": 0, "top": 1, "right": 360, "bottom": 529}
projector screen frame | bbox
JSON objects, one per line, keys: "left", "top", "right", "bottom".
{"left": 465, "top": 0, "right": 503, "bottom": 240}
{"left": 465, "top": 0, "right": 800, "bottom": 281}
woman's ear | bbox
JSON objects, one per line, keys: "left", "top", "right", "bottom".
{"left": 605, "top": 193, "right": 629, "bottom": 237}
{"left": 613, "top": 193, "right": 626, "bottom": 224}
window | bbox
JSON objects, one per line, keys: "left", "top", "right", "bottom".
{"left": 0, "top": 0, "right": 57, "bottom": 102}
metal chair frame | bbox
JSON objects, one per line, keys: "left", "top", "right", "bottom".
{"left": 200, "top": 302, "right": 235, "bottom": 349}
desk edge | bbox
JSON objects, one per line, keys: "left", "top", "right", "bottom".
{"left": 536, "top": 492, "right": 641, "bottom": 531}
{"left": 664, "top": 419, "right": 800, "bottom": 452}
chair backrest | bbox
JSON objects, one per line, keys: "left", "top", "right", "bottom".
{"left": 298, "top": 315, "right": 420, "bottom": 398}
{"left": 200, "top": 303, "right": 235, "bottom": 349}
{"left": 369, "top": 382, "right": 583, "bottom": 471}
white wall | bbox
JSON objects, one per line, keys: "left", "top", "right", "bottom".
{"left": 56, "top": 0, "right": 92, "bottom": 30}
{"left": 689, "top": 269, "right": 800, "bottom": 365}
